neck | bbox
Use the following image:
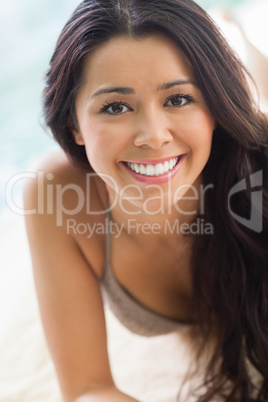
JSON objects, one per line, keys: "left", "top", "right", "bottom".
{"left": 106, "top": 177, "right": 203, "bottom": 241}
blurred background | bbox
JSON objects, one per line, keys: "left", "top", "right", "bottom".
{"left": 0, "top": 0, "right": 267, "bottom": 400}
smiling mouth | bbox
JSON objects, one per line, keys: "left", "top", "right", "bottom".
{"left": 123, "top": 156, "right": 183, "bottom": 177}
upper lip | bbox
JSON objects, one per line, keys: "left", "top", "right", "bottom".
{"left": 122, "top": 154, "right": 186, "bottom": 165}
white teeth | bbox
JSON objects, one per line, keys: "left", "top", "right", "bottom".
{"left": 126, "top": 156, "right": 180, "bottom": 177}
{"left": 139, "top": 164, "right": 146, "bottom": 174}
{"left": 146, "top": 164, "right": 155, "bottom": 176}
{"left": 134, "top": 163, "right": 140, "bottom": 173}
{"left": 155, "top": 163, "right": 164, "bottom": 176}
{"left": 163, "top": 161, "right": 169, "bottom": 173}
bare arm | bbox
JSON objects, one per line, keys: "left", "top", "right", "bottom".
{"left": 24, "top": 156, "right": 139, "bottom": 402}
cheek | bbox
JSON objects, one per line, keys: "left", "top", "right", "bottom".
{"left": 188, "top": 112, "right": 215, "bottom": 151}
{"left": 83, "top": 123, "right": 130, "bottom": 166}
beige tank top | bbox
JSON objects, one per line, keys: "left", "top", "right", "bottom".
{"left": 100, "top": 211, "right": 184, "bottom": 337}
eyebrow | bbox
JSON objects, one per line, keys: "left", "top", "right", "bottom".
{"left": 90, "top": 79, "right": 198, "bottom": 99}
{"left": 158, "top": 79, "right": 198, "bottom": 91}
{"left": 91, "top": 86, "right": 135, "bottom": 99}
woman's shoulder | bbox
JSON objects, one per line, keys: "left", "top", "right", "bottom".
{"left": 28, "top": 148, "right": 90, "bottom": 185}
{"left": 25, "top": 149, "right": 107, "bottom": 209}
{"left": 24, "top": 149, "right": 108, "bottom": 278}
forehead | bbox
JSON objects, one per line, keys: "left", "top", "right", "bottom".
{"left": 80, "top": 34, "right": 196, "bottom": 89}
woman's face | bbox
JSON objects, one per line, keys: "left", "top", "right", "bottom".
{"left": 74, "top": 34, "right": 215, "bottom": 211}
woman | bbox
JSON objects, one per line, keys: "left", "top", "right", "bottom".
{"left": 24, "top": 0, "right": 268, "bottom": 401}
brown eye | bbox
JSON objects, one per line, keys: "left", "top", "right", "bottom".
{"left": 109, "top": 104, "right": 126, "bottom": 114}
{"left": 164, "top": 93, "right": 195, "bottom": 108}
{"left": 170, "top": 95, "right": 186, "bottom": 106}
{"left": 166, "top": 95, "right": 187, "bottom": 107}
{"left": 100, "top": 101, "right": 133, "bottom": 115}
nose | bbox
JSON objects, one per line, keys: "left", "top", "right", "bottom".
{"left": 133, "top": 108, "right": 173, "bottom": 149}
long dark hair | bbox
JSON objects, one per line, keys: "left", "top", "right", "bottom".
{"left": 43, "top": 0, "right": 268, "bottom": 400}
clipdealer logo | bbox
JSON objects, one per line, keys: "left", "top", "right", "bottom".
{"left": 5, "top": 170, "right": 264, "bottom": 233}
{"left": 228, "top": 170, "right": 263, "bottom": 233}
{"left": 5, "top": 171, "right": 212, "bottom": 225}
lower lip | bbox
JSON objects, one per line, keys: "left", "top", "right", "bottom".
{"left": 122, "top": 155, "right": 187, "bottom": 184}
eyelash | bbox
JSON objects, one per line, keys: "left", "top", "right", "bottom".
{"left": 99, "top": 100, "right": 133, "bottom": 116}
{"left": 164, "top": 92, "right": 195, "bottom": 108}
{"left": 99, "top": 92, "right": 196, "bottom": 116}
